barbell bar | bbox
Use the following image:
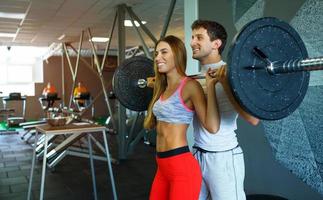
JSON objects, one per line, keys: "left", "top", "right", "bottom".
{"left": 112, "top": 17, "right": 323, "bottom": 120}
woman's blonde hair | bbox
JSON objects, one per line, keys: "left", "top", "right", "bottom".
{"left": 144, "top": 35, "right": 187, "bottom": 129}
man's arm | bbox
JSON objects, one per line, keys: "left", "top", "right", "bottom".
{"left": 221, "top": 80, "right": 259, "bottom": 125}
{"left": 218, "top": 66, "right": 259, "bottom": 126}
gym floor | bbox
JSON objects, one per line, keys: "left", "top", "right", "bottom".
{"left": 0, "top": 131, "right": 156, "bottom": 200}
{"left": 0, "top": 130, "right": 310, "bottom": 200}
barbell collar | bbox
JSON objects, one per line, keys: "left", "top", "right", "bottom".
{"left": 137, "top": 79, "right": 148, "bottom": 88}
{"left": 268, "top": 57, "right": 323, "bottom": 74}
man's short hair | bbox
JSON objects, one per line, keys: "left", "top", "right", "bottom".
{"left": 191, "top": 20, "right": 227, "bottom": 54}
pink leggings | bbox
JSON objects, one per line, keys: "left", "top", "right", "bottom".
{"left": 149, "top": 147, "right": 202, "bottom": 200}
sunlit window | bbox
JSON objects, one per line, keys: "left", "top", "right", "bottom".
{"left": 0, "top": 46, "right": 47, "bottom": 96}
{"left": 8, "top": 65, "right": 33, "bottom": 83}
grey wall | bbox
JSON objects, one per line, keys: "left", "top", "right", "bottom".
{"left": 197, "top": 0, "right": 323, "bottom": 199}
{"left": 237, "top": 120, "right": 322, "bottom": 199}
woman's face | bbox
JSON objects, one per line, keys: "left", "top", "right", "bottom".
{"left": 154, "top": 41, "right": 176, "bottom": 74}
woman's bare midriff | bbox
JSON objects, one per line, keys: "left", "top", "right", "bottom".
{"left": 155, "top": 121, "right": 189, "bottom": 152}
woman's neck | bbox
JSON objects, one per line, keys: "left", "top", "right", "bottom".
{"left": 165, "top": 68, "right": 183, "bottom": 86}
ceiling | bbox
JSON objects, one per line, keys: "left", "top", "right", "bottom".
{"left": 0, "top": 0, "right": 184, "bottom": 52}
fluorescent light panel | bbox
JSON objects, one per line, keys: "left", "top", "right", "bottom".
{"left": 124, "top": 20, "right": 147, "bottom": 27}
{"left": 0, "top": 33, "right": 16, "bottom": 37}
{"left": 0, "top": 12, "right": 25, "bottom": 19}
{"left": 90, "top": 37, "right": 109, "bottom": 42}
{"left": 58, "top": 34, "right": 65, "bottom": 40}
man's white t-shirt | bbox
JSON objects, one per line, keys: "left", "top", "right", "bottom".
{"left": 193, "top": 60, "right": 239, "bottom": 151}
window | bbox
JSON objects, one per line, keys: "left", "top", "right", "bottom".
{"left": 0, "top": 46, "right": 47, "bottom": 96}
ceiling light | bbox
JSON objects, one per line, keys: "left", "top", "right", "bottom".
{"left": 0, "top": 12, "right": 25, "bottom": 19}
{"left": 58, "top": 34, "right": 65, "bottom": 40}
{"left": 124, "top": 20, "right": 147, "bottom": 27}
{"left": 89, "top": 37, "right": 109, "bottom": 43}
{"left": 0, "top": 33, "right": 16, "bottom": 37}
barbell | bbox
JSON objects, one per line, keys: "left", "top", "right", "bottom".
{"left": 112, "top": 17, "right": 323, "bottom": 120}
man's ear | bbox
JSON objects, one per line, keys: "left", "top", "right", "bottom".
{"left": 212, "top": 39, "right": 222, "bottom": 50}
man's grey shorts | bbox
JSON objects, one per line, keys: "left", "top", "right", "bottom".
{"left": 193, "top": 146, "right": 246, "bottom": 200}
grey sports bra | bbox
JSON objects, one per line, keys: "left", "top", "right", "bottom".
{"left": 153, "top": 77, "right": 194, "bottom": 124}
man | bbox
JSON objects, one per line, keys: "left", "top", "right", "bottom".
{"left": 190, "top": 19, "right": 259, "bottom": 200}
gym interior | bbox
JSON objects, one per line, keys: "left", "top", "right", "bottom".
{"left": 0, "top": 0, "right": 322, "bottom": 199}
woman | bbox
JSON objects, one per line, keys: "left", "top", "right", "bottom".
{"left": 144, "top": 35, "right": 220, "bottom": 200}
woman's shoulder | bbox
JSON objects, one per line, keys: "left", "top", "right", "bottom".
{"left": 185, "top": 77, "right": 200, "bottom": 85}
{"left": 183, "top": 77, "right": 203, "bottom": 91}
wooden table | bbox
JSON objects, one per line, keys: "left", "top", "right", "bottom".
{"left": 27, "top": 123, "right": 117, "bottom": 200}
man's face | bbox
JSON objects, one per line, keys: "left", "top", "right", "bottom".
{"left": 190, "top": 27, "right": 214, "bottom": 61}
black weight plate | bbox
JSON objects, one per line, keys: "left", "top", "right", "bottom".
{"left": 227, "top": 17, "right": 310, "bottom": 120}
{"left": 113, "top": 56, "right": 154, "bottom": 111}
